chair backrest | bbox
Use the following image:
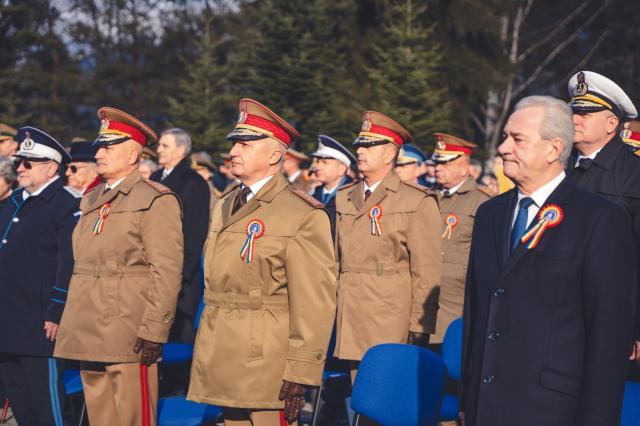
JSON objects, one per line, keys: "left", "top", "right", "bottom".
{"left": 441, "top": 318, "right": 463, "bottom": 381}
{"left": 351, "top": 343, "right": 446, "bottom": 426}
{"left": 621, "top": 381, "right": 640, "bottom": 426}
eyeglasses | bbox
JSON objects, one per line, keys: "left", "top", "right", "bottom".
{"left": 13, "top": 158, "right": 51, "bottom": 170}
{"left": 68, "top": 165, "right": 85, "bottom": 174}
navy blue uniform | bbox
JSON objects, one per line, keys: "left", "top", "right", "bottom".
{"left": 312, "top": 176, "right": 352, "bottom": 239}
{"left": 461, "top": 177, "right": 635, "bottom": 426}
{"left": 0, "top": 177, "right": 79, "bottom": 425}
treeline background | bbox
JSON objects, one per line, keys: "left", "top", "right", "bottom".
{"left": 1, "top": 0, "right": 639, "bottom": 161}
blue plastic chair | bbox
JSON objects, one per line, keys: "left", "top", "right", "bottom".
{"left": 158, "top": 396, "right": 222, "bottom": 426}
{"left": 439, "top": 318, "right": 463, "bottom": 421}
{"left": 622, "top": 381, "right": 640, "bottom": 426}
{"left": 351, "top": 343, "right": 446, "bottom": 426}
{"left": 162, "top": 342, "right": 194, "bottom": 364}
{"left": 63, "top": 369, "right": 85, "bottom": 425}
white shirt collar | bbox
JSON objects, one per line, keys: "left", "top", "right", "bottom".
{"left": 105, "top": 176, "right": 127, "bottom": 191}
{"left": 244, "top": 174, "right": 275, "bottom": 202}
{"left": 288, "top": 169, "right": 301, "bottom": 183}
{"left": 23, "top": 175, "right": 60, "bottom": 200}
{"left": 442, "top": 179, "right": 466, "bottom": 196}
{"left": 574, "top": 146, "right": 604, "bottom": 167}
{"left": 513, "top": 171, "right": 566, "bottom": 227}
{"left": 364, "top": 180, "right": 382, "bottom": 195}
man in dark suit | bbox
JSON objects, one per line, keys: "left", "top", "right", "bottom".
{"left": 310, "top": 135, "right": 354, "bottom": 238}
{"left": 0, "top": 126, "right": 79, "bottom": 425}
{"left": 152, "top": 128, "right": 210, "bottom": 344}
{"left": 461, "top": 96, "right": 636, "bottom": 426}
{"left": 565, "top": 71, "right": 640, "bottom": 361}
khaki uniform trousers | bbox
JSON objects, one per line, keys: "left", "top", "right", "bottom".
{"left": 80, "top": 362, "right": 158, "bottom": 426}
{"left": 223, "top": 407, "right": 298, "bottom": 426}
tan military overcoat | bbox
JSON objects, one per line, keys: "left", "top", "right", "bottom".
{"left": 334, "top": 171, "right": 442, "bottom": 360}
{"left": 54, "top": 171, "right": 183, "bottom": 363}
{"left": 187, "top": 173, "right": 336, "bottom": 409}
{"left": 431, "top": 177, "right": 490, "bottom": 344}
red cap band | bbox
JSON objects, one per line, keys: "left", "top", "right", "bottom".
{"left": 368, "top": 124, "right": 403, "bottom": 145}
{"left": 243, "top": 114, "right": 291, "bottom": 145}
{"left": 442, "top": 144, "right": 472, "bottom": 155}
{"left": 105, "top": 121, "right": 147, "bottom": 146}
{"left": 628, "top": 131, "right": 640, "bottom": 142}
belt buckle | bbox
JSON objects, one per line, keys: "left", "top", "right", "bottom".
{"left": 224, "top": 293, "right": 234, "bottom": 309}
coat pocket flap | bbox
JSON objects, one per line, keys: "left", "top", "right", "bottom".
{"left": 539, "top": 366, "right": 580, "bottom": 397}
{"left": 287, "top": 347, "right": 325, "bottom": 364}
{"left": 143, "top": 309, "right": 173, "bottom": 324}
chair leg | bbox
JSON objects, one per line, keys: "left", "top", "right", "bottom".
{"left": 353, "top": 412, "right": 360, "bottom": 426}
{"left": 0, "top": 398, "right": 8, "bottom": 423}
{"left": 311, "top": 379, "right": 325, "bottom": 426}
{"left": 78, "top": 401, "right": 86, "bottom": 426}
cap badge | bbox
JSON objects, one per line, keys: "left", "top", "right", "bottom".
{"left": 240, "top": 219, "right": 265, "bottom": 263}
{"left": 362, "top": 117, "right": 372, "bottom": 132}
{"left": 436, "top": 140, "right": 445, "bottom": 150}
{"left": 441, "top": 213, "right": 459, "bottom": 240}
{"left": 576, "top": 71, "right": 588, "bottom": 96}
{"left": 238, "top": 111, "right": 247, "bottom": 124}
{"left": 22, "top": 131, "right": 35, "bottom": 151}
{"left": 99, "top": 118, "right": 110, "bottom": 134}
{"left": 521, "top": 204, "right": 563, "bottom": 249}
{"left": 369, "top": 205, "right": 383, "bottom": 236}
{"left": 622, "top": 122, "right": 632, "bottom": 140}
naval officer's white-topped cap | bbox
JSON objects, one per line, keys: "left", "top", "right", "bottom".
{"left": 568, "top": 71, "right": 637, "bottom": 120}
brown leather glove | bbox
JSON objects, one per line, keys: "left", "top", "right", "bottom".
{"left": 408, "top": 332, "right": 429, "bottom": 348}
{"left": 278, "top": 380, "right": 305, "bottom": 423}
{"left": 133, "top": 337, "right": 163, "bottom": 366}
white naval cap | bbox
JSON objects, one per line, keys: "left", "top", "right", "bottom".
{"left": 568, "top": 71, "right": 637, "bottom": 120}
{"left": 311, "top": 135, "right": 356, "bottom": 167}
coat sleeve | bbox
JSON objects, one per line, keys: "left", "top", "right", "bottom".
{"left": 137, "top": 194, "right": 184, "bottom": 343}
{"left": 45, "top": 196, "right": 81, "bottom": 324}
{"left": 179, "top": 177, "right": 211, "bottom": 282}
{"left": 407, "top": 195, "right": 443, "bottom": 333}
{"left": 282, "top": 208, "right": 337, "bottom": 386}
{"left": 576, "top": 204, "right": 635, "bottom": 425}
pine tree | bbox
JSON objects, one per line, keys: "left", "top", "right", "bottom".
{"left": 365, "top": 0, "right": 452, "bottom": 151}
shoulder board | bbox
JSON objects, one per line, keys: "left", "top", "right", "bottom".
{"left": 144, "top": 179, "right": 172, "bottom": 194}
{"left": 476, "top": 185, "right": 494, "bottom": 197}
{"left": 402, "top": 180, "right": 430, "bottom": 194}
{"left": 337, "top": 181, "right": 357, "bottom": 191}
{"left": 221, "top": 182, "right": 241, "bottom": 198}
{"left": 634, "top": 150, "right": 640, "bottom": 157}
{"left": 63, "top": 185, "right": 83, "bottom": 198}
{"left": 289, "top": 187, "right": 324, "bottom": 208}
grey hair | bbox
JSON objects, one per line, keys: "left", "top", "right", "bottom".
{"left": 140, "top": 158, "right": 158, "bottom": 172}
{"left": 514, "top": 95, "right": 574, "bottom": 165}
{"left": 0, "top": 157, "right": 16, "bottom": 184}
{"left": 161, "top": 128, "right": 192, "bottom": 156}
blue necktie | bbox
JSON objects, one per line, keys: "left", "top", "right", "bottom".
{"left": 510, "top": 197, "right": 534, "bottom": 254}
{"left": 322, "top": 191, "right": 331, "bottom": 204}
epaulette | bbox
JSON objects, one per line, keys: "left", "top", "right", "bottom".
{"left": 634, "top": 150, "right": 640, "bottom": 157}
{"left": 289, "top": 187, "right": 324, "bottom": 208}
{"left": 402, "top": 180, "right": 431, "bottom": 194}
{"left": 144, "top": 179, "right": 172, "bottom": 194}
{"left": 337, "top": 181, "right": 357, "bottom": 191}
{"left": 476, "top": 185, "right": 494, "bottom": 197}
{"left": 63, "top": 185, "right": 83, "bottom": 198}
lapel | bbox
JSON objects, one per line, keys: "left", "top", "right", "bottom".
{"left": 220, "top": 173, "right": 289, "bottom": 232}
{"left": 82, "top": 171, "right": 142, "bottom": 214}
{"left": 356, "top": 171, "right": 400, "bottom": 219}
{"left": 501, "top": 176, "right": 573, "bottom": 277}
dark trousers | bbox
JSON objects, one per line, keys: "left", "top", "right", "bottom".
{"left": 0, "top": 354, "right": 70, "bottom": 426}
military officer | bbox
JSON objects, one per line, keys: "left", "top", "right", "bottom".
{"left": 429, "top": 134, "right": 491, "bottom": 346}
{"left": 310, "top": 135, "right": 355, "bottom": 238}
{"left": 187, "top": 99, "right": 336, "bottom": 426}
{"left": 54, "top": 107, "right": 183, "bottom": 426}
{"left": 0, "top": 124, "right": 18, "bottom": 158}
{"left": 394, "top": 144, "right": 428, "bottom": 187}
{"left": 283, "top": 147, "right": 311, "bottom": 190}
{"left": 565, "top": 71, "right": 640, "bottom": 360}
{"left": 65, "top": 138, "right": 98, "bottom": 195}
{"left": 0, "top": 126, "right": 78, "bottom": 425}
{"left": 334, "top": 111, "right": 442, "bottom": 379}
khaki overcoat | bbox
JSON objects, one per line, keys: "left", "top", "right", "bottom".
{"left": 54, "top": 171, "right": 183, "bottom": 363}
{"left": 187, "top": 173, "right": 336, "bottom": 409}
{"left": 334, "top": 171, "right": 442, "bottom": 360}
{"left": 431, "top": 177, "right": 491, "bottom": 344}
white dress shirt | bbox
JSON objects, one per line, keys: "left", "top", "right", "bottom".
{"left": 442, "top": 179, "right": 466, "bottom": 196}
{"left": 105, "top": 176, "right": 127, "bottom": 192}
{"left": 363, "top": 180, "right": 382, "bottom": 197}
{"left": 243, "top": 174, "right": 274, "bottom": 202}
{"left": 512, "top": 171, "right": 566, "bottom": 228}
{"left": 574, "top": 146, "right": 604, "bottom": 168}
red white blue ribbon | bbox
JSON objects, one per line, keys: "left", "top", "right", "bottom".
{"left": 441, "top": 213, "right": 459, "bottom": 240}
{"left": 369, "top": 205, "right": 382, "bottom": 236}
{"left": 521, "top": 204, "right": 563, "bottom": 249}
{"left": 92, "top": 203, "right": 111, "bottom": 236}
{"left": 240, "top": 219, "right": 265, "bottom": 262}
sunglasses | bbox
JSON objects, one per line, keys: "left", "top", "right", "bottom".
{"left": 68, "top": 165, "right": 85, "bottom": 174}
{"left": 13, "top": 158, "right": 51, "bottom": 170}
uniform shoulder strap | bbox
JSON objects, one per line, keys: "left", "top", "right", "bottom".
{"left": 144, "top": 179, "right": 172, "bottom": 194}
{"left": 289, "top": 187, "right": 324, "bottom": 208}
